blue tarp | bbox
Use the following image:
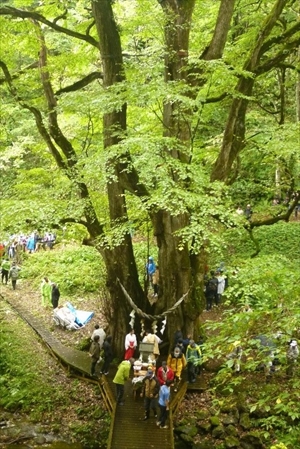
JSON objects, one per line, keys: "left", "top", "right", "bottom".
{"left": 66, "top": 302, "right": 94, "bottom": 327}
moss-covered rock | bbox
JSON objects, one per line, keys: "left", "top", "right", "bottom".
{"left": 176, "top": 417, "right": 195, "bottom": 427}
{"left": 225, "top": 424, "right": 238, "bottom": 436}
{"left": 224, "top": 435, "right": 240, "bottom": 448}
{"left": 240, "top": 431, "right": 264, "bottom": 448}
{"left": 212, "top": 425, "right": 225, "bottom": 439}
{"left": 197, "top": 421, "right": 211, "bottom": 433}
{"left": 176, "top": 423, "right": 198, "bottom": 443}
{"left": 192, "top": 440, "right": 216, "bottom": 449}
{"left": 210, "top": 415, "right": 221, "bottom": 426}
{"left": 249, "top": 406, "right": 269, "bottom": 419}
{"left": 239, "top": 412, "right": 252, "bottom": 430}
{"left": 220, "top": 404, "right": 238, "bottom": 415}
{"left": 222, "top": 414, "right": 238, "bottom": 426}
{"left": 196, "top": 409, "right": 210, "bottom": 420}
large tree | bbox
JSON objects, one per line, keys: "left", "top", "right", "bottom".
{"left": 0, "top": 0, "right": 299, "bottom": 354}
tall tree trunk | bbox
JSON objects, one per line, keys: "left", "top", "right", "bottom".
{"left": 154, "top": 0, "right": 236, "bottom": 342}
{"left": 296, "top": 46, "right": 300, "bottom": 122}
{"left": 154, "top": 0, "right": 201, "bottom": 343}
{"left": 211, "top": 0, "right": 290, "bottom": 182}
{"left": 92, "top": 0, "right": 147, "bottom": 354}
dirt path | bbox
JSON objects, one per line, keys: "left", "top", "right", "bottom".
{"left": 1, "top": 279, "right": 107, "bottom": 349}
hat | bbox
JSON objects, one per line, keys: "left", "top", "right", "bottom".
{"left": 290, "top": 340, "right": 297, "bottom": 347}
{"left": 147, "top": 369, "right": 153, "bottom": 375}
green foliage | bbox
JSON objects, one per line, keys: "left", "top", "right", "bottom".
{"left": 201, "top": 219, "right": 300, "bottom": 449}
{"left": 0, "top": 300, "right": 110, "bottom": 447}
{"left": 0, "top": 309, "right": 65, "bottom": 412}
{"left": 20, "top": 244, "right": 106, "bottom": 295}
{"left": 270, "top": 444, "right": 288, "bottom": 449}
{"left": 223, "top": 221, "right": 300, "bottom": 263}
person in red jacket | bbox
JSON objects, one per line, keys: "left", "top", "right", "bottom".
{"left": 157, "top": 361, "right": 174, "bottom": 386}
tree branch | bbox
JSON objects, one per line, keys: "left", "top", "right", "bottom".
{"left": 0, "top": 60, "right": 67, "bottom": 170}
{"left": 36, "top": 26, "right": 79, "bottom": 168}
{"left": 258, "top": 21, "right": 300, "bottom": 57}
{"left": 204, "top": 92, "right": 228, "bottom": 104}
{"left": 210, "top": 0, "right": 291, "bottom": 182}
{"left": 256, "top": 36, "right": 300, "bottom": 75}
{"left": 55, "top": 71, "right": 103, "bottom": 96}
{"left": 59, "top": 218, "right": 88, "bottom": 227}
{"left": 249, "top": 193, "right": 300, "bottom": 228}
{"left": 0, "top": 6, "right": 99, "bottom": 48}
{"left": 201, "top": 0, "right": 236, "bottom": 60}
{"left": 0, "top": 61, "right": 38, "bottom": 85}
{"left": 53, "top": 8, "right": 67, "bottom": 24}
{"left": 34, "top": 26, "right": 103, "bottom": 238}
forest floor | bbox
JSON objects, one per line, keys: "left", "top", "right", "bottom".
{"left": 2, "top": 279, "right": 107, "bottom": 349}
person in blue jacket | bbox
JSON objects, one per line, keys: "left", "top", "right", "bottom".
{"left": 146, "top": 256, "right": 156, "bottom": 287}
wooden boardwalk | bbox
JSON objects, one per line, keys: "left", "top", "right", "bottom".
{"left": 2, "top": 294, "right": 206, "bottom": 449}
{"left": 103, "top": 373, "right": 188, "bottom": 449}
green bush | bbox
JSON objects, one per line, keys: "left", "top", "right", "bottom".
{"left": 20, "top": 243, "right": 106, "bottom": 295}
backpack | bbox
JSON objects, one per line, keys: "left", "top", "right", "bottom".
{"left": 207, "top": 278, "right": 217, "bottom": 293}
{"left": 10, "top": 267, "right": 19, "bottom": 280}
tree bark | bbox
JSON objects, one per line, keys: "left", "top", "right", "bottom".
{"left": 92, "top": 0, "right": 148, "bottom": 353}
{"left": 211, "top": 0, "right": 290, "bottom": 182}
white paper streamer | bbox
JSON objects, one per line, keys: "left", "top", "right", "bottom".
{"left": 152, "top": 320, "right": 158, "bottom": 334}
{"left": 129, "top": 309, "right": 135, "bottom": 328}
{"left": 140, "top": 319, "right": 145, "bottom": 337}
{"left": 160, "top": 316, "right": 167, "bottom": 334}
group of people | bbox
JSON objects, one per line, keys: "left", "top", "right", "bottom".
{"left": 89, "top": 325, "right": 113, "bottom": 377}
{"left": 41, "top": 277, "right": 60, "bottom": 308}
{"left": 111, "top": 328, "right": 202, "bottom": 429}
{"left": 1, "top": 259, "right": 21, "bottom": 290}
{"left": 204, "top": 269, "right": 227, "bottom": 311}
{"left": 226, "top": 333, "right": 299, "bottom": 377}
{"left": 89, "top": 323, "right": 202, "bottom": 428}
{"left": 112, "top": 358, "right": 172, "bottom": 429}
{"left": 0, "top": 231, "right": 56, "bottom": 261}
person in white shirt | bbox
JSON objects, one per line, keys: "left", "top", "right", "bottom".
{"left": 91, "top": 324, "right": 106, "bottom": 349}
{"left": 142, "top": 330, "right": 162, "bottom": 360}
{"left": 124, "top": 329, "right": 137, "bottom": 360}
{"left": 216, "top": 271, "right": 226, "bottom": 305}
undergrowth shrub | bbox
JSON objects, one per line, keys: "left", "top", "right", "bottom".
{"left": 20, "top": 244, "right": 105, "bottom": 295}
{"left": 223, "top": 221, "right": 300, "bottom": 262}
{"left": 0, "top": 305, "right": 62, "bottom": 413}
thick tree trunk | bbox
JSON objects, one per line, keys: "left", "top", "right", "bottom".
{"left": 152, "top": 0, "right": 204, "bottom": 345}
{"left": 153, "top": 211, "right": 205, "bottom": 342}
{"left": 92, "top": 0, "right": 148, "bottom": 356}
{"left": 101, "top": 237, "right": 145, "bottom": 358}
